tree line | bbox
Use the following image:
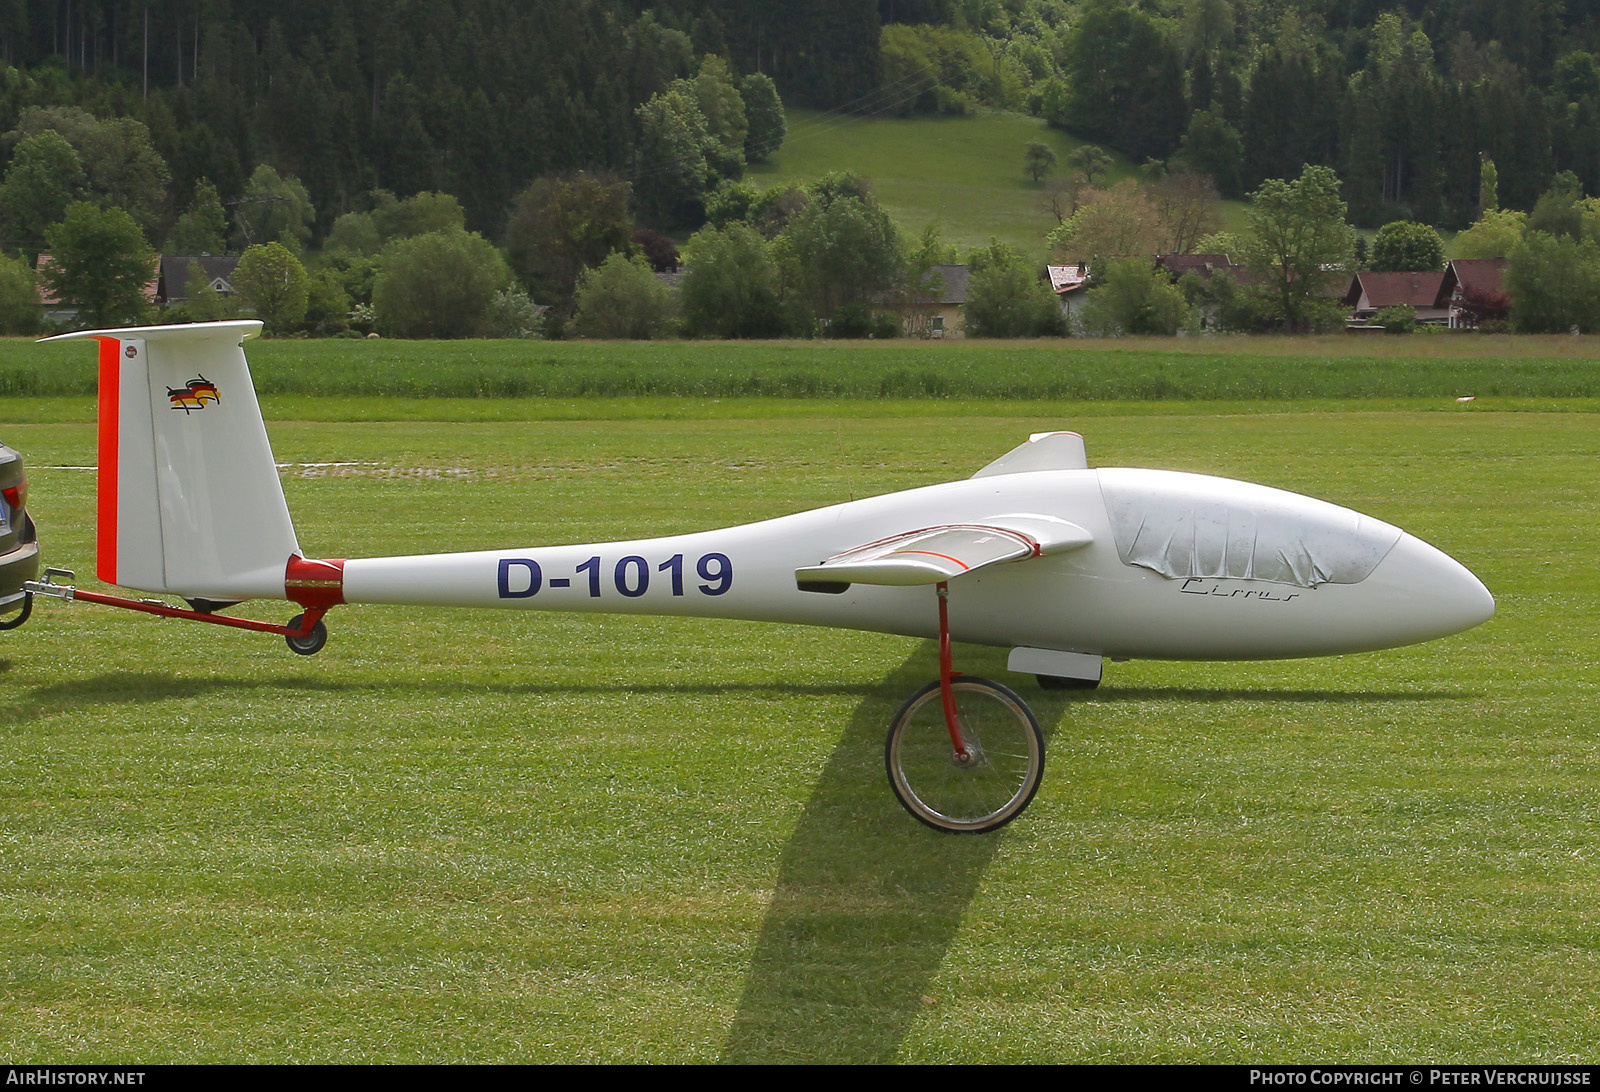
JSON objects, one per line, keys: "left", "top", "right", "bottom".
{"left": 0, "top": 0, "right": 803, "bottom": 241}
{"left": 611, "top": 161, "right": 1600, "bottom": 339}
{"left": 868, "top": 0, "right": 1600, "bottom": 231}
{"left": 3, "top": 2, "right": 1599, "bottom": 337}
{"left": 18, "top": 2, "right": 1600, "bottom": 240}
{"left": 0, "top": 4, "right": 790, "bottom": 336}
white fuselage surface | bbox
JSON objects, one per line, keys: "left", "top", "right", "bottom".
{"left": 341, "top": 467, "right": 1493, "bottom": 661}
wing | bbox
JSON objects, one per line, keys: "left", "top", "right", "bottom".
{"left": 970, "top": 431, "right": 1087, "bottom": 478}
{"left": 795, "top": 514, "right": 1093, "bottom": 591}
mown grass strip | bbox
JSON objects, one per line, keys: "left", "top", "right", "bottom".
{"left": 7, "top": 335, "right": 1600, "bottom": 403}
{"left": 2, "top": 406, "right": 1595, "bottom": 1061}
{"left": 14, "top": 394, "right": 1600, "bottom": 427}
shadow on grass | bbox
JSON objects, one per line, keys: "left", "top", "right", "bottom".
{"left": 717, "top": 650, "right": 1477, "bottom": 1063}
{"left": 0, "top": 671, "right": 883, "bottom": 726}
{"left": 1054, "top": 686, "right": 1473, "bottom": 703}
{"left": 2, "top": 669, "right": 1468, "bottom": 736}
{"left": 719, "top": 643, "right": 1061, "bottom": 1064}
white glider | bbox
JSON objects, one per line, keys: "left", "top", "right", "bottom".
{"left": 30, "top": 321, "right": 1495, "bottom": 833}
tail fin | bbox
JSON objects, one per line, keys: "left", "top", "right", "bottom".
{"left": 43, "top": 320, "right": 301, "bottom": 599}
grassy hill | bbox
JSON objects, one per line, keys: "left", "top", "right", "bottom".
{"left": 747, "top": 109, "right": 1134, "bottom": 256}
{"left": 748, "top": 109, "right": 1251, "bottom": 258}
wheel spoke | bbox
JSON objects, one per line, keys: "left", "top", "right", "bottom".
{"left": 886, "top": 677, "right": 1044, "bottom": 834}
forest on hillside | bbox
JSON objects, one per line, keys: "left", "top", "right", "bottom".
{"left": 3, "top": 2, "right": 1600, "bottom": 341}
{"left": 7, "top": 1, "right": 1600, "bottom": 244}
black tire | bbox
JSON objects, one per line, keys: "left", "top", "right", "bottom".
{"left": 0, "top": 591, "right": 31, "bottom": 631}
{"left": 885, "top": 676, "right": 1044, "bottom": 834}
{"left": 285, "top": 614, "right": 328, "bottom": 656}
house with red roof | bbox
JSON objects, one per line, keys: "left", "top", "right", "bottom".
{"left": 1342, "top": 270, "right": 1449, "bottom": 326}
{"left": 1435, "top": 258, "right": 1509, "bottom": 329}
{"left": 1154, "top": 253, "right": 1241, "bottom": 281}
{"left": 36, "top": 252, "right": 161, "bottom": 327}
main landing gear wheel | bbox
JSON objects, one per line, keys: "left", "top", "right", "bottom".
{"left": 284, "top": 613, "right": 328, "bottom": 656}
{"left": 886, "top": 676, "right": 1044, "bottom": 834}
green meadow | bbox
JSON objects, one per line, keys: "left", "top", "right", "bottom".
{"left": 1, "top": 337, "right": 1598, "bottom": 1061}
{"left": 747, "top": 108, "right": 1249, "bottom": 253}
{"left": 748, "top": 109, "right": 1105, "bottom": 253}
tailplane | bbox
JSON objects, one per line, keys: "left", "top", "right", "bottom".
{"left": 43, "top": 320, "right": 300, "bottom": 599}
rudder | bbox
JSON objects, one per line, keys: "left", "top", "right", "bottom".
{"left": 43, "top": 320, "right": 301, "bottom": 599}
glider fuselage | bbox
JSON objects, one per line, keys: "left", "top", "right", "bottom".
{"left": 340, "top": 467, "right": 1493, "bottom": 661}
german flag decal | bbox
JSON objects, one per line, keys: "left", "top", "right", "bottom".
{"left": 168, "top": 375, "right": 221, "bottom": 414}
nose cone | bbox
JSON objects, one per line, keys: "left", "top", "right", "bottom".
{"left": 1368, "top": 532, "right": 1495, "bottom": 645}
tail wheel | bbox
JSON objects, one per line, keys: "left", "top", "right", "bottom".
{"left": 285, "top": 613, "right": 328, "bottom": 656}
{"left": 886, "top": 676, "right": 1044, "bottom": 834}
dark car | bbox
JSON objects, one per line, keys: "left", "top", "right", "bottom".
{"left": 0, "top": 440, "right": 39, "bottom": 629}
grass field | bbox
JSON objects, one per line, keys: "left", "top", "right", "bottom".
{"left": 1, "top": 372, "right": 1596, "bottom": 1061}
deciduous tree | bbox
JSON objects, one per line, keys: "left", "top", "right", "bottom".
{"left": 178, "top": 261, "right": 240, "bottom": 324}
{"left": 505, "top": 175, "right": 635, "bottom": 308}
{"left": 634, "top": 85, "right": 714, "bottom": 226}
{"left": 0, "top": 254, "right": 40, "bottom": 335}
{"left": 1056, "top": 0, "right": 1187, "bottom": 162}
{"left": 691, "top": 56, "right": 749, "bottom": 179}
{"left": 479, "top": 288, "right": 545, "bottom": 339}
{"left": 373, "top": 229, "right": 513, "bottom": 339}
{"left": 231, "top": 243, "right": 310, "bottom": 335}
{"left": 1528, "top": 172, "right": 1586, "bottom": 240}
{"left": 1454, "top": 209, "right": 1527, "bottom": 259}
{"left": 774, "top": 193, "right": 903, "bottom": 328}
{"left": 1371, "top": 221, "right": 1446, "bottom": 272}
{"left": 0, "top": 131, "right": 86, "bottom": 254}
{"left": 740, "top": 74, "right": 786, "bottom": 162}
{"left": 1068, "top": 144, "right": 1113, "bottom": 188}
{"left": 894, "top": 223, "right": 961, "bottom": 336}
{"left": 962, "top": 240, "right": 1065, "bottom": 338}
{"left": 374, "top": 192, "right": 466, "bottom": 243}
{"left": 1024, "top": 142, "right": 1057, "bottom": 184}
{"left": 1079, "top": 258, "right": 1193, "bottom": 336}
{"left": 1149, "top": 170, "right": 1222, "bottom": 254}
{"left": 1047, "top": 181, "right": 1162, "bottom": 262}
{"left": 1175, "top": 109, "right": 1243, "bottom": 197}
{"left": 680, "top": 223, "right": 784, "bottom": 338}
{"left": 41, "top": 202, "right": 155, "bottom": 329}
{"left": 1238, "top": 164, "right": 1356, "bottom": 331}
{"left": 234, "top": 165, "right": 315, "bottom": 253}
{"left": 79, "top": 117, "right": 173, "bottom": 240}
{"left": 326, "top": 192, "right": 468, "bottom": 258}
{"left": 7, "top": 107, "right": 171, "bottom": 241}
{"left": 1506, "top": 231, "right": 1600, "bottom": 332}
{"left": 572, "top": 252, "right": 674, "bottom": 339}
{"left": 165, "top": 179, "right": 229, "bottom": 255}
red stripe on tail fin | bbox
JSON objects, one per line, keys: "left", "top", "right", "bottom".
{"left": 94, "top": 336, "right": 120, "bottom": 584}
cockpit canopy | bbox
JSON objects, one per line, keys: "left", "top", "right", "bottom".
{"left": 1098, "top": 468, "right": 1403, "bottom": 588}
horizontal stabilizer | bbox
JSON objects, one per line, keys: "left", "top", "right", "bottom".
{"left": 796, "top": 515, "right": 1091, "bottom": 589}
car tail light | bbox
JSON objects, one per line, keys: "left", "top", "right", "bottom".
{"left": 3, "top": 477, "right": 25, "bottom": 510}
